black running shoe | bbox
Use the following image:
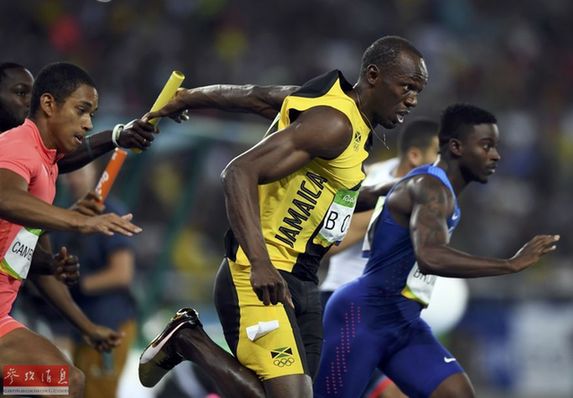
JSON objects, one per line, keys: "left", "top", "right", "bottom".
{"left": 139, "top": 308, "right": 202, "bottom": 387}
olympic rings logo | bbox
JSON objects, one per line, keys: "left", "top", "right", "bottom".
{"left": 273, "top": 357, "right": 295, "bottom": 367}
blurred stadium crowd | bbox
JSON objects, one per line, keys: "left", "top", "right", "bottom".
{"left": 2, "top": 0, "right": 573, "bottom": 397}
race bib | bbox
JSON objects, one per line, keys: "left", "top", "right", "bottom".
{"left": 0, "top": 227, "right": 41, "bottom": 280}
{"left": 402, "top": 218, "right": 457, "bottom": 306}
{"left": 317, "top": 189, "right": 358, "bottom": 246}
{"left": 401, "top": 263, "right": 437, "bottom": 307}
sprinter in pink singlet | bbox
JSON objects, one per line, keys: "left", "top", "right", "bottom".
{"left": 0, "top": 62, "right": 142, "bottom": 398}
{"left": 0, "top": 118, "right": 60, "bottom": 336}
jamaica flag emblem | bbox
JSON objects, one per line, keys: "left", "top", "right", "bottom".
{"left": 271, "top": 346, "right": 295, "bottom": 367}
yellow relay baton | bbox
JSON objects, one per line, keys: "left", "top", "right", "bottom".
{"left": 132, "top": 70, "right": 185, "bottom": 153}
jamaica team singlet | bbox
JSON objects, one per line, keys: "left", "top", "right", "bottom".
{"left": 225, "top": 70, "right": 372, "bottom": 283}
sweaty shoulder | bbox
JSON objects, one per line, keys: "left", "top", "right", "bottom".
{"left": 293, "top": 106, "right": 353, "bottom": 160}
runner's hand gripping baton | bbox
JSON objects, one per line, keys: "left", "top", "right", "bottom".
{"left": 131, "top": 70, "right": 186, "bottom": 153}
{"left": 94, "top": 71, "right": 186, "bottom": 200}
{"left": 146, "top": 70, "right": 186, "bottom": 127}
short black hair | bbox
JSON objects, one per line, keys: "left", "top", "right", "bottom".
{"left": 0, "top": 62, "right": 27, "bottom": 85}
{"left": 439, "top": 104, "right": 497, "bottom": 148}
{"left": 398, "top": 118, "right": 438, "bottom": 156}
{"left": 30, "top": 62, "right": 95, "bottom": 115}
{"left": 360, "top": 36, "right": 423, "bottom": 76}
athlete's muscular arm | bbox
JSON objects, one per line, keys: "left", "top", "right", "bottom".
{"left": 58, "top": 119, "right": 157, "bottom": 174}
{"left": 29, "top": 274, "right": 123, "bottom": 351}
{"left": 221, "top": 106, "right": 353, "bottom": 306}
{"left": 0, "top": 169, "right": 141, "bottom": 236}
{"left": 30, "top": 274, "right": 94, "bottom": 333}
{"left": 409, "top": 176, "right": 559, "bottom": 277}
{"left": 145, "top": 85, "right": 300, "bottom": 121}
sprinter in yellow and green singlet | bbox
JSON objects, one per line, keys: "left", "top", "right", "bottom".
{"left": 139, "top": 36, "right": 428, "bottom": 398}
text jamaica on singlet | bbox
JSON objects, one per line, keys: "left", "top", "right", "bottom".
{"left": 275, "top": 171, "right": 328, "bottom": 248}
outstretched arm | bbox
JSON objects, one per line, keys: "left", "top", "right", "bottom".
{"left": 221, "top": 106, "right": 353, "bottom": 306}
{"left": 58, "top": 119, "right": 157, "bottom": 174}
{"left": 409, "top": 176, "right": 558, "bottom": 277}
{"left": 0, "top": 169, "right": 141, "bottom": 236}
{"left": 145, "top": 85, "right": 300, "bottom": 121}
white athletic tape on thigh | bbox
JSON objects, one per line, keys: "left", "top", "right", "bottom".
{"left": 246, "top": 320, "right": 279, "bottom": 342}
